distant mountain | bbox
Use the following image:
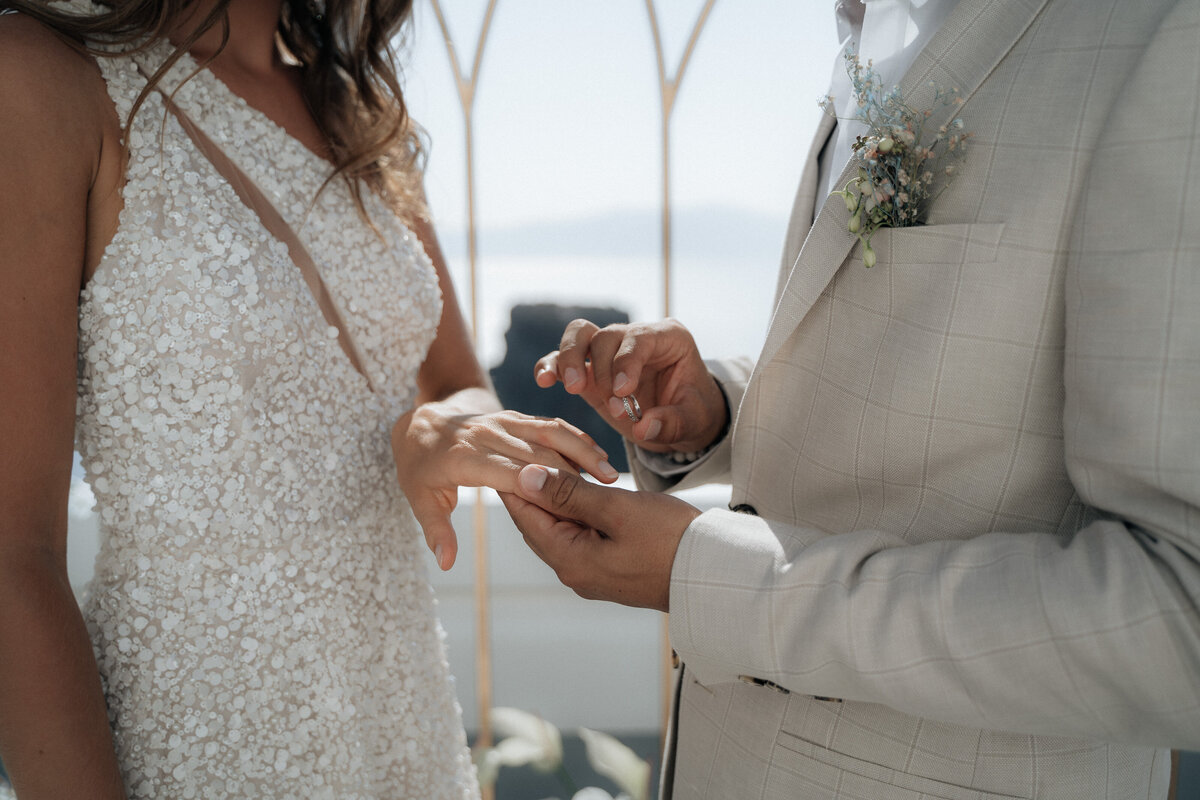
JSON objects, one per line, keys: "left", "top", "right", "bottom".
{"left": 442, "top": 205, "right": 787, "bottom": 261}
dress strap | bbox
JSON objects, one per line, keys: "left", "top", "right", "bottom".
{"left": 145, "top": 73, "right": 378, "bottom": 393}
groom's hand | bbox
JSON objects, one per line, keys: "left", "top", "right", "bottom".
{"left": 499, "top": 465, "right": 700, "bottom": 612}
{"left": 533, "top": 319, "right": 728, "bottom": 455}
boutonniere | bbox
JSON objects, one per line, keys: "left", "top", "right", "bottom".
{"left": 820, "top": 51, "right": 971, "bottom": 267}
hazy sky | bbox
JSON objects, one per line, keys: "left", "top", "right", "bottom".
{"left": 396, "top": 1, "right": 841, "bottom": 366}
{"left": 391, "top": 5, "right": 845, "bottom": 731}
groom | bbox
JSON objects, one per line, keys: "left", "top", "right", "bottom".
{"left": 501, "top": 0, "right": 1200, "bottom": 797}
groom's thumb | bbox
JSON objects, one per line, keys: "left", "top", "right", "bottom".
{"left": 517, "top": 465, "right": 604, "bottom": 527}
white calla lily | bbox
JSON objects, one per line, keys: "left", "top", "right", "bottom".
{"left": 475, "top": 708, "right": 651, "bottom": 799}
{"left": 489, "top": 707, "right": 564, "bottom": 773}
{"left": 578, "top": 728, "right": 650, "bottom": 800}
{"left": 472, "top": 746, "right": 502, "bottom": 788}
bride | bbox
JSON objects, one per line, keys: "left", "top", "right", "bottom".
{"left": 0, "top": 0, "right": 618, "bottom": 796}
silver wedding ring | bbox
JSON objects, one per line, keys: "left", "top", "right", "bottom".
{"left": 622, "top": 394, "right": 642, "bottom": 423}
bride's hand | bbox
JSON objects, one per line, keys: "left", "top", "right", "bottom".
{"left": 534, "top": 318, "right": 727, "bottom": 454}
{"left": 391, "top": 401, "right": 619, "bottom": 571}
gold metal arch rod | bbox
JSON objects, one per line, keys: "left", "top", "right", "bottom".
{"left": 643, "top": 0, "right": 718, "bottom": 747}
{"left": 644, "top": 0, "right": 717, "bottom": 317}
{"left": 429, "top": 0, "right": 499, "bottom": 338}
{"left": 427, "top": 0, "right": 501, "bottom": 773}
{"left": 429, "top": 0, "right": 498, "bottom": 116}
{"left": 645, "top": 0, "right": 717, "bottom": 121}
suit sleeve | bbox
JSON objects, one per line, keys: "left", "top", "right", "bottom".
{"left": 668, "top": 0, "right": 1200, "bottom": 749}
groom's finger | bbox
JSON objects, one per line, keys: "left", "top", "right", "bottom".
{"left": 556, "top": 319, "right": 600, "bottom": 394}
{"left": 515, "top": 465, "right": 626, "bottom": 535}
{"left": 633, "top": 404, "right": 687, "bottom": 445}
{"left": 502, "top": 485, "right": 609, "bottom": 598}
{"left": 498, "top": 491, "right": 559, "bottom": 562}
{"left": 610, "top": 320, "right": 692, "bottom": 396}
{"left": 534, "top": 350, "right": 560, "bottom": 388}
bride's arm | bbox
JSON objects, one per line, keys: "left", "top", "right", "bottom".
{"left": 0, "top": 18, "right": 126, "bottom": 800}
{"left": 392, "top": 213, "right": 620, "bottom": 571}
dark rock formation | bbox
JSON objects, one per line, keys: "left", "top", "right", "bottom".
{"left": 489, "top": 303, "right": 631, "bottom": 473}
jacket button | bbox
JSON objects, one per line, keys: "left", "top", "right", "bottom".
{"left": 729, "top": 503, "right": 758, "bottom": 515}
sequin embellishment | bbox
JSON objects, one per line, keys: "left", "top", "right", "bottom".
{"left": 25, "top": 3, "right": 479, "bottom": 797}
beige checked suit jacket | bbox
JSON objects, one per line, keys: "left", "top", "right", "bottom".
{"left": 633, "top": 0, "right": 1200, "bottom": 797}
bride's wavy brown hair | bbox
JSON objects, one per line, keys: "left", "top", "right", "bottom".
{"left": 1, "top": 0, "right": 426, "bottom": 220}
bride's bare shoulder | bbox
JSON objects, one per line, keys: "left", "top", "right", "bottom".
{"left": 1, "top": 10, "right": 93, "bottom": 79}
{"left": 0, "top": 12, "right": 115, "bottom": 162}
{"left": 1, "top": 12, "right": 124, "bottom": 283}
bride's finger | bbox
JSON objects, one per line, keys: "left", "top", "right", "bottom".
{"left": 477, "top": 412, "right": 600, "bottom": 459}
{"left": 519, "top": 417, "right": 618, "bottom": 483}
{"left": 408, "top": 490, "right": 460, "bottom": 571}
{"left": 440, "top": 415, "right": 614, "bottom": 492}
{"left": 445, "top": 421, "right": 577, "bottom": 482}
{"left": 522, "top": 446, "right": 590, "bottom": 480}
{"left": 456, "top": 447, "right": 579, "bottom": 496}
{"left": 496, "top": 435, "right": 589, "bottom": 478}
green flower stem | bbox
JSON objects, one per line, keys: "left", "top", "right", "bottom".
{"left": 555, "top": 763, "right": 580, "bottom": 796}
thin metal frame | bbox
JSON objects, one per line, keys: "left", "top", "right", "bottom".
{"left": 425, "top": 0, "right": 718, "bottom": 769}
{"left": 428, "top": 1, "right": 501, "bottom": 784}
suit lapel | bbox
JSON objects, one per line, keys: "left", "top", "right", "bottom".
{"left": 751, "top": 0, "right": 1050, "bottom": 377}
{"left": 773, "top": 109, "right": 838, "bottom": 301}
{"left": 797, "top": 110, "right": 838, "bottom": 229}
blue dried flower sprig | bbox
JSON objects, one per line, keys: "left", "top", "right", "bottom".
{"left": 820, "top": 51, "right": 971, "bottom": 267}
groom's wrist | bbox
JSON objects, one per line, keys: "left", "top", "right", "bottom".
{"left": 695, "top": 375, "right": 732, "bottom": 454}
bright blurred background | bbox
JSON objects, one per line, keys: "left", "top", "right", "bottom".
{"left": 402, "top": 0, "right": 837, "bottom": 370}
{"left": 40, "top": 1, "right": 1198, "bottom": 798}
{"left": 49, "top": 4, "right": 841, "bottom": 797}
{"left": 397, "top": 3, "right": 837, "bottom": 793}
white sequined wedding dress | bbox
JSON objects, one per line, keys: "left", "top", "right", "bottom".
{"left": 1, "top": 4, "right": 479, "bottom": 797}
